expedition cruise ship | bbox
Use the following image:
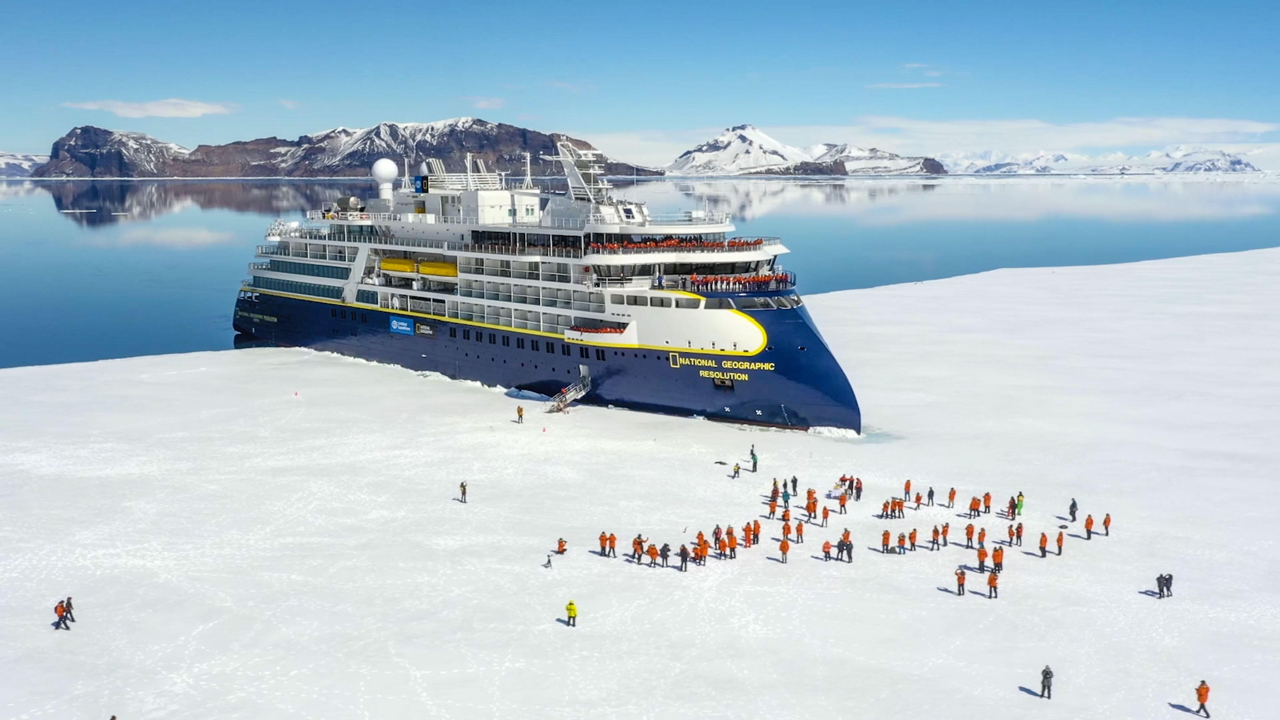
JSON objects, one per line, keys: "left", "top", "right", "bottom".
{"left": 232, "top": 146, "right": 861, "bottom": 431}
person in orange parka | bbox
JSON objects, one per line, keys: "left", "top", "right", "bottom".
{"left": 1007, "top": 524, "right": 1015, "bottom": 546}
{"left": 977, "top": 546, "right": 988, "bottom": 573}
{"left": 1085, "top": 514, "right": 1095, "bottom": 540}
{"left": 914, "top": 492, "right": 922, "bottom": 510}
{"left": 1057, "top": 531, "right": 1064, "bottom": 556}
{"left": 955, "top": 568, "right": 966, "bottom": 595}
{"left": 779, "top": 538, "right": 791, "bottom": 563}
{"left": 822, "top": 505, "right": 830, "bottom": 527}
{"left": 1194, "top": 680, "right": 1210, "bottom": 717}
{"left": 607, "top": 533, "right": 617, "bottom": 558}
{"left": 716, "top": 537, "right": 727, "bottom": 560}
{"left": 882, "top": 530, "right": 891, "bottom": 554}
{"left": 598, "top": 532, "right": 608, "bottom": 557}
{"left": 1104, "top": 513, "right": 1112, "bottom": 536}
{"left": 909, "top": 528, "right": 918, "bottom": 551}
{"left": 838, "top": 493, "right": 848, "bottom": 514}
{"left": 782, "top": 508, "right": 792, "bottom": 523}
{"left": 556, "top": 538, "right": 567, "bottom": 555}
{"left": 647, "top": 543, "right": 659, "bottom": 567}
{"left": 882, "top": 500, "right": 891, "bottom": 519}
{"left": 727, "top": 531, "right": 738, "bottom": 559}
{"left": 753, "top": 519, "right": 762, "bottom": 542}
{"left": 782, "top": 521, "right": 792, "bottom": 542}
{"left": 768, "top": 499, "right": 777, "bottom": 519}
{"left": 795, "top": 521, "right": 805, "bottom": 544}
{"left": 904, "top": 479, "right": 912, "bottom": 500}
{"left": 942, "top": 523, "right": 950, "bottom": 547}
{"left": 897, "top": 533, "right": 907, "bottom": 555}
{"left": 992, "top": 545, "right": 1004, "bottom": 572}
{"left": 930, "top": 525, "right": 940, "bottom": 551}
{"left": 948, "top": 487, "right": 957, "bottom": 508}
{"left": 978, "top": 527, "right": 987, "bottom": 549}
{"left": 822, "top": 540, "right": 833, "bottom": 561}
{"left": 1039, "top": 532, "right": 1049, "bottom": 558}
{"left": 987, "top": 569, "right": 999, "bottom": 599}
{"left": 983, "top": 492, "right": 992, "bottom": 514}
{"left": 965, "top": 524, "right": 975, "bottom": 549}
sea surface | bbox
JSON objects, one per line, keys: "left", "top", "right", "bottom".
{"left": 2, "top": 176, "right": 1279, "bottom": 369}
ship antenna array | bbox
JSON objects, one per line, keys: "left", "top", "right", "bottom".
{"left": 541, "top": 141, "right": 612, "bottom": 203}
{"left": 521, "top": 152, "right": 534, "bottom": 189}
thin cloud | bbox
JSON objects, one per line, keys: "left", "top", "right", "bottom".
{"left": 466, "top": 97, "right": 505, "bottom": 109}
{"left": 546, "top": 81, "right": 590, "bottom": 93}
{"left": 865, "top": 83, "right": 943, "bottom": 89}
{"left": 279, "top": 99, "right": 299, "bottom": 110}
{"left": 62, "top": 99, "right": 235, "bottom": 118}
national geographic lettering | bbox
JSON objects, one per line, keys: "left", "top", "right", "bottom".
{"left": 669, "top": 353, "right": 775, "bottom": 372}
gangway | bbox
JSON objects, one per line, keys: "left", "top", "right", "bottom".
{"left": 548, "top": 365, "right": 591, "bottom": 413}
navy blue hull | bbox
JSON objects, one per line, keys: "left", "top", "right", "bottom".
{"left": 233, "top": 292, "right": 861, "bottom": 432}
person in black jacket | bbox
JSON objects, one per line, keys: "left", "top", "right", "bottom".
{"left": 1040, "top": 666, "right": 1054, "bottom": 699}
{"left": 678, "top": 544, "right": 689, "bottom": 572}
{"left": 1069, "top": 498, "right": 1078, "bottom": 522}
{"left": 1164, "top": 573, "right": 1174, "bottom": 597}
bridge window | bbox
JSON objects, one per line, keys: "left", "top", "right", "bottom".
{"left": 625, "top": 296, "right": 644, "bottom": 306}
{"left": 610, "top": 294, "right": 625, "bottom": 304}
{"left": 675, "top": 298, "right": 700, "bottom": 309}
{"left": 704, "top": 298, "right": 735, "bottom": 310}
{"left": 649, "top": 297, "right": 672, "bottom": 308}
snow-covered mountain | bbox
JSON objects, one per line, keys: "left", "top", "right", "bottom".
{"left": 667, "top": 125, "right": 945, "bottom": 176}
{"left": 0, "top": 152, "right": 50, "bottom": 178}
{"left": 668, "top": 125, "right": 812, "bottom": 175}
{"left": 31, "top": 119, "right": 657, "bottom": 178}
{"left": 939, "top": 146, "right": 1261, "bottom": 175}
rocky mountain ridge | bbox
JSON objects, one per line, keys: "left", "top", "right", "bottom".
{"left": 938, "top": 146, "right": 1261, "bottom": 174}
{"left": 30, "top": 118, "right": 659, "bottom": 179}
{"left": 0, "top": 152, "right": 51, "bottom": 178}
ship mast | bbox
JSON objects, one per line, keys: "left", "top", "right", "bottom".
{"left": 542, "top": 141, "right": 611, "bottom": 203}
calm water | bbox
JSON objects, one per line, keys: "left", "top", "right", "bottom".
{"left": 3, "top": 177, "right": 1279, "bottom": 369}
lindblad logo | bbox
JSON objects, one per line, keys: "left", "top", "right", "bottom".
{"left": 389, "top": 317, "right": 414, "bottom": 335}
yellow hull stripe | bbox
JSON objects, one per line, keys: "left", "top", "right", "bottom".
{"left": 244, "top": 287, "right": 769, "bottom": 357}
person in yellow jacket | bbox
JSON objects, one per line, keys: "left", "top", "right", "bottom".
{"left": 565, "top": 600, "right": 577, "bottom": 627}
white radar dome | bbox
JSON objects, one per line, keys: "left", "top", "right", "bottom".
{"left": 371, "top": 158, "right": 398, "bottom": 184}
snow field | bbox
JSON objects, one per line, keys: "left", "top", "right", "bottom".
{"left": 2, "top": 248, "right": 1279, "bottom": 718}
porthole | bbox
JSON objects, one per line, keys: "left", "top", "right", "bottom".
{"left": 799, "top": 346, "right": 807, "bottom": 351}
{"left": 766, "top": 345, "right": 774, "bottom": 351}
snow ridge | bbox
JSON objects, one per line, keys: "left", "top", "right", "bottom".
{"left": 0, "top": 152, "right": 50, "bottom": 178}
{"left": 667, "top": 126, "right": 945, "bottom": 176}
{"left": 939, "top": 146, "right": 1261, "bottom": 174}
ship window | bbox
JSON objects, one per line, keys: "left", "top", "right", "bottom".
{"left": 517, "top": 338, "right": 525, "bottom": 349}
{"left": 610, "top": 294, "right": 624, "bottom": 304}
{"left": 579, "top": 347, "right": 589, "bottom": 359}
{"left": 561, "top": 344, "right": 571, "bottom": 356}
{"left": 736, "top": 297, "right": 774, "bottom": 311}
{"left": 625, "top": 296, "right": 644, "bottom": 306}
{"left": 675, "top": 298, "right": 700, "bottom": 309}
{"left": 331, "top": 309, "right": 337, "bottom": 318}
{"left": 489, "top": 333, "right": 496, "bottom": 344}
{"left": 532, "top": 340, "right": 540, "bottom": 352}
{"left": 340, "top": 310, "right": 347, "bottom": 319}
{"left": 463, "top": 329, "right": 471, "bottom": 340}
{"left": 595, "top": 349, "right": 605, "bottom": 361}
{"left": 771, "top": 296, "right": 794, "bottom": 309}
{"left": 361, "top": 313, "right": 368, "bottom": 323}
{"left": 546, "top": 342, "right": 555, "bottom": 354}
{"left": 792, "top": 295, "right": 804, "bottom": 307}
{"left": 449, "top": 327, "right": 457, "bottom": 338}
{"left": 704, "top": 298, "right": 735, "bottom": 310}
{"left": 502, "top": 336, "right": 510, "bottom": 347}
{"left": 649, "top": 297, "right": 672, "bottom": 308}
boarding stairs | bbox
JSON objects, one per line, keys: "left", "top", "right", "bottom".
{"left": 548, "top": 365, "right": 591, "bottom": 413}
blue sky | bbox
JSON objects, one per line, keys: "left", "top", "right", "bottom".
{"left": 3, "top": 0, "right": 1279, "bottom": 165}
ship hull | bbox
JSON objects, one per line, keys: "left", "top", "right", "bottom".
{"left": 234, "top": 292, "right": 861, "bottom": 432}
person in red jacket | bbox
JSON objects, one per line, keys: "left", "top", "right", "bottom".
{"left": 1195, "top": 680, "right": 1210, "bottom": 717}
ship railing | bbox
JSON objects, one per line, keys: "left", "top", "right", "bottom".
{"left": 248, "top": 261, "right": 270, "bottom": 271}
{"left": 663, "top": 270, "right": 797, "bottom": 293}
{"left": 643, "top": 211, "right": 731, "bottom": 225}
{"left": 585, "top": 236, "right": 780, "bottom": 256}
{"left": 255, "top": 244, "right": 287, "bottom": 256}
